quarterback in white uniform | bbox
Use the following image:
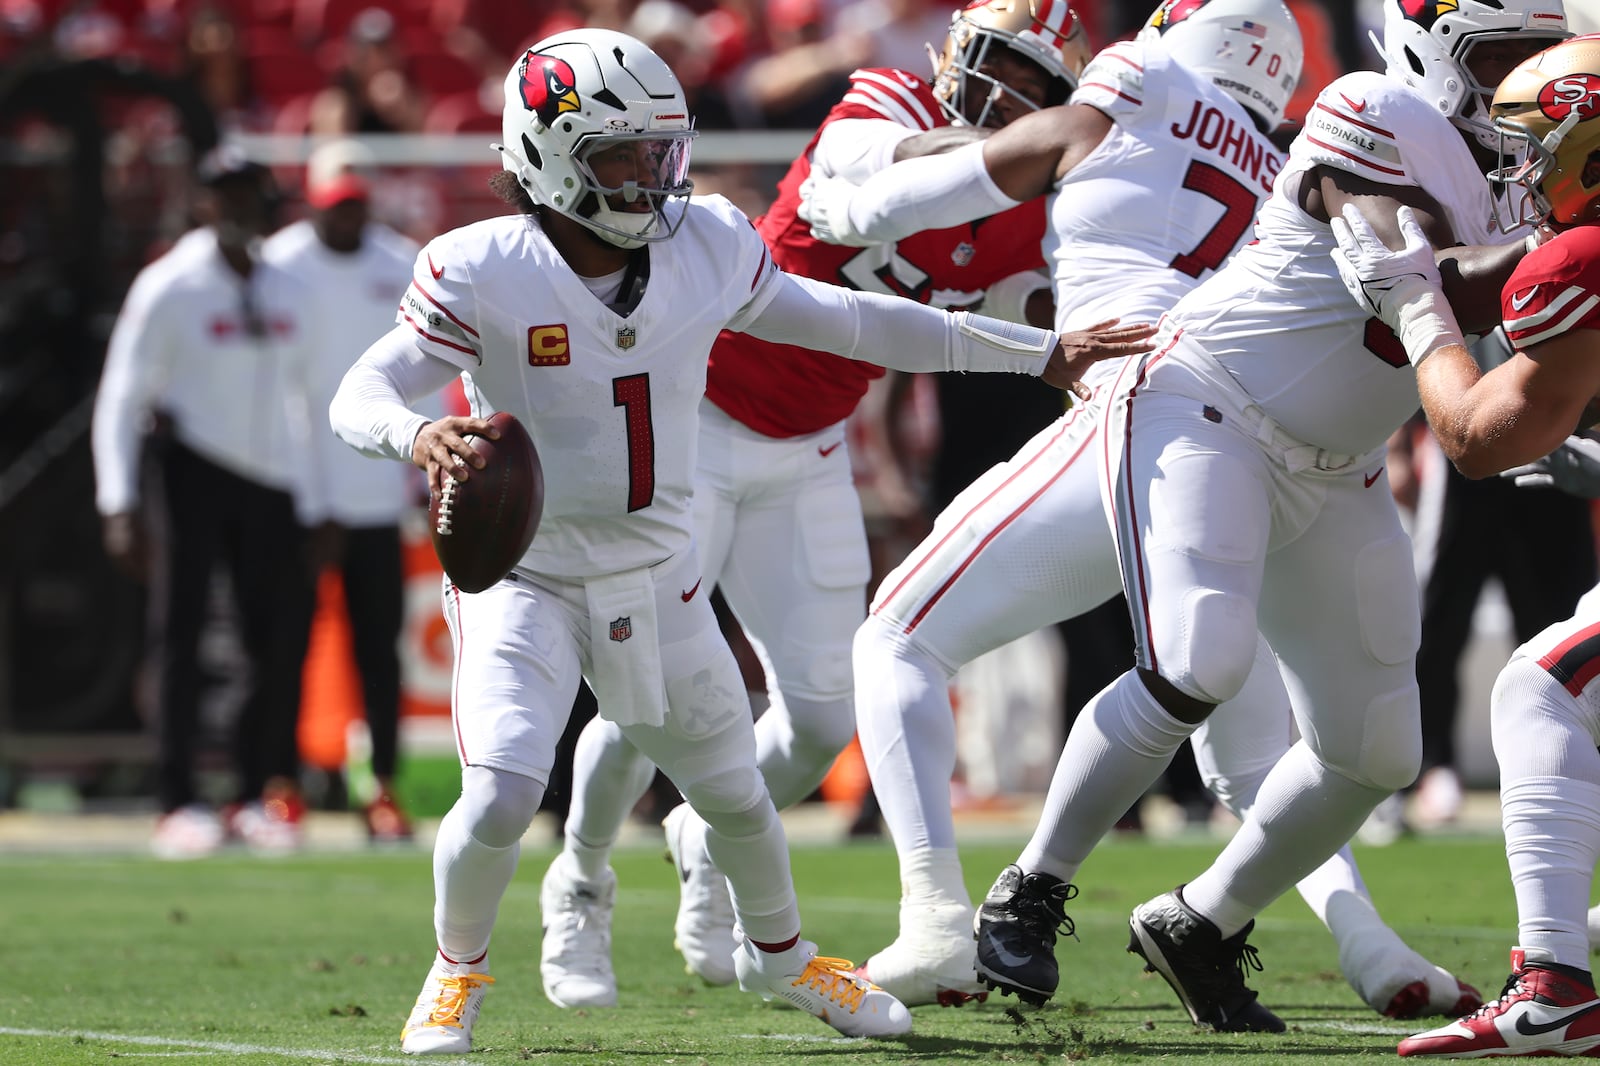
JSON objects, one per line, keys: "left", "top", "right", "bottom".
{"left": 1331, "top": 35, "right": 1600, "bottom": 1059}
{"left": 326, "top": 29, "right": 1152, "bottom": 1055}
{"left": 539, "top": 0, "right": 1090, "bottom": 1012}
{"left": 1059, "top": 0, "right": 1561, "bottom": 1034}
{"left": 801, "top": 0, "right": 1477, "bottom": 1021}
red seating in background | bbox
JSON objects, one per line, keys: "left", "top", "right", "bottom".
{"left": 245, "top": 25, "right": 328, "bottom": 105}
{"left": 423, "top": 90, "right": 499, "bottom": 134}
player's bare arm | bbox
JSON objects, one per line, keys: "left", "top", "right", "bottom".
{"left": 1420, "top": 328, "right": 1600, "bottom": 479}
{"left": 982, "top": 102, "right": 1113, "bottom": 199}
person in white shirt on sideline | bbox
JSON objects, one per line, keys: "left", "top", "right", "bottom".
{"left": 263, "top": 139, "right": 424, "bottom": 843}
{"left": 92, "top": 146, "right": 331, "bottom": 859}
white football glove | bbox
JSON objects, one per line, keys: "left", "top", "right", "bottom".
{"left": 797, "top": 172, "right": 874, "bottom": 247}
{"left": 1329, "top": 204, "right": 1441, "bottom": 323}
{"left": 1329, "top": 203, "right": 1461, "bottom": 367}
{"left": 1501, "top": 434, "right": 1600, "bottom": 498}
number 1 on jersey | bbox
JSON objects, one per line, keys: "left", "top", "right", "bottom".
{"left": 612, "top": 373, "right": 655, "bottom": 512}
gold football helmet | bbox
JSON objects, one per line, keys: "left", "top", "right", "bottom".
{"left": 930, "top": 0, "right": 1093, "bottom": 128}
{"left": 1491, "top": 33, "right": 1600, "bottom": 227}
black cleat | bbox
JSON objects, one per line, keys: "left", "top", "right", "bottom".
{"left": 972, "top": 864, "right": 1078, "bottom": 1007}
{"left": 1127, "top": 888, "right": 1285, "bottom": 1033}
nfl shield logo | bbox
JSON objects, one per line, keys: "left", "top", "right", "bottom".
{"left": 609, "top": 616, "right": 632, "bottom": 642}
{"left": 616, "top": 326, "right": 636, "bottom": 350}
{"left": 951, "top": 242, "right": 975, "bottom": 266}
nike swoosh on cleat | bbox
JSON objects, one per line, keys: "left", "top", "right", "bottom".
{"left": 1514, "top": 1002, "right": 1600, "bottom": 1036}
{"left": 984, "top": 940, "right": 1036, "bottom": 968}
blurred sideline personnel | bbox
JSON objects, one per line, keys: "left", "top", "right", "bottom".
{"left": 1330, "top": 34, "right": 1600, "bottom": 1059}
{"left": 922, "top": 0, "right": 1556, "bottom": 1033}
{"left": 262, "top": 139, "right": 422, "bottom": 843}
{"left": 326, "top": 28, "right": 1152, "bottom": 1054}
{"left": 536, "top": 0, "right": 1088, "bottom": 1012}
{"left": 799, "top": 0, "right": 1484, "bottom": 1020}
{"left": 92, "top": 147, "right": 328, "bottom": 859}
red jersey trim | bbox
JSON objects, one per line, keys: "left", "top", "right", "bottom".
{"left": 1304, "top": 135, "right": 1406, "bottom": 177}
{"left": 409, "top": 279, "right": 481, "bottom": 338}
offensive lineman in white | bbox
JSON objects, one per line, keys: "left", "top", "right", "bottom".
{"left": 892, "top": 0, "right": 1559, "bottom": 1033}
{"left": 327, "top": 29, "right": 1154, "bottom": 1055}
{"left": 799, "top": 0, "right": 1477, "bottom": 1022}
{"left": 1330, "top": 35, "right": 1600, "bottom": 1057}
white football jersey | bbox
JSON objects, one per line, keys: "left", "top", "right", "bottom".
{"left": 397, "top": 195, "right": 780, "bottom": 578}
{"left": 1054, "top": 39, "right": 1282, "bottom": 339}
{"left": 1165, "top": 70, "right": 1526, "bottom": 456}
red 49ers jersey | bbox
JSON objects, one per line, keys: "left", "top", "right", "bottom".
{"left": 1503, "top": 224, "right": 1600, "bottom": 351}
{"left": 706, "top": 67, "right": 1049, "bottom": 439}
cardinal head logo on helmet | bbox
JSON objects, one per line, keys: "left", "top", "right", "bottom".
{"left": 518, "top": 51, "right": 580, "bottom": 127}
{"left": 1398, "top": 0, "right": 1461, "bottom": 31}
{"left": 1148, "top": 0, "right": 1212, "bottom": 32}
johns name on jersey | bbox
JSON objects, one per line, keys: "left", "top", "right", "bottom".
{"left": 1169, "top": 99, "right": 1281, "bottom": 194}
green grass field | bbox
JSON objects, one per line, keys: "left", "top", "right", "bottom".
{"left": 1, "top": 832, "right": 1521, "bottom": 1064}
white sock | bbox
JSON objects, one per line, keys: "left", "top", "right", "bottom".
{"left": 1493, "top": 656, "right": 1600, "bottom": 971}
{"left": 1019, "top": 670, "right": 1195, "bottom": 881}
{"left": 563, "top": 715, "right": 656, "bottom": 882}
{"left": 432, "top": 801, "right": 520, "bottom": 963}
{"left": 854, "top": 618, "right": 963, "bottom": 854}
{"left": 1184, "top": 741, "right": 1387, "bottom": 939}
{"left": 703, "top": 798, "right": 801, "bottom": 945}
{"left": 898, "top": 847, "right": 971, "bottom": 911}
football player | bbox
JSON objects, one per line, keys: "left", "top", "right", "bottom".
{"left": 1331, "top": 32, "right": 1600, "bottom": 1058}
{"left": 535, "top": 0, "right": 1090, "bottom": 1011}
{"left": 327, "top": 28, "right": 1153, "bottom": 1054}
{"left": 831, "top": 0, "right": 1553, "bottom": 1033}
{"left": 799, "top": 0, "right": 1491, "bottom": 1022}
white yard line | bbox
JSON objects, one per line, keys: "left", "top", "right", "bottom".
{"left": 0, "top": 1027, "right": 456, "bottom": 1064}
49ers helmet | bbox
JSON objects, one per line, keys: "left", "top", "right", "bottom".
{"left": 1490, "top": 34, "right": 1600, "bottom": 226}
{"left": 1138, "top": 0, "right": 1304, "bottom": 131}
{"left": 495, "top": 29, "right": 697, "bottom": 248}
{"left": 1377, "top": 0, "right": 1570, "bottom": 151}
{"left": 931, "top": 0, "right": 1093, "bottom": 128}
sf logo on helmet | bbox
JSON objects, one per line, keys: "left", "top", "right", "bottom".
{"left": 1148, "top": 0, "right": 1212, "bottom": 32}
{"left": 1398, "top": 0, "right": 1460, "bottom": 30}
{"left": 1539, "top": 73, "right": 1600, "bottom": 122}
{"left": 519, "top": 51, "right": 580, "bottom": 127}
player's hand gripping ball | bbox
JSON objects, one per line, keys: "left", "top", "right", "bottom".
{"left": 429, "top": 411, "right": 542, "bottom": 593}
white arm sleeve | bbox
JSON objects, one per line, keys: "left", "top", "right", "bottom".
{"left": 842, "top": 140, "right": 1022, "bottom": 244}
{"left": 92, "top": 271, "right": 171, "bottom": 515}
{"left": 812, "top": 118, "right": 919, "bottom": 183}
{"left": 329, "top": 325, "right": 463, "bottom": 461}
{"left": 741, "top": 271, "right": 1057, "bottom": 375}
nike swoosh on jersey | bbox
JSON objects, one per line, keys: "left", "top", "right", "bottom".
{"left": 1514, "top": 1000, "right": 1600, "bottom": 1036}
{"left": 681, "top": 578, "right": 702, "bottom": 602}
{"left": 1338, "top": 93, "right": 1367, "bottom": 113}
{"left": 1364, "top": 468, "right": 1383, "bottom": 488}
{"left": 428, "top": 254, "right": 445, "bottom": 281}
{"left": 818, "top": 442, "right": 842, "bottom": 458}
{"left": 1511, "top": 286, "right": 1539, "bottom": 311}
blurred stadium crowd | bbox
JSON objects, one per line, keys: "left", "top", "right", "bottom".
{"left": 2, "top": 0, "right": 1588, "bottom": 830}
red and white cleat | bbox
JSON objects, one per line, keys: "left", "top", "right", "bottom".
{"left": 1398, "top": 949, "right": 1600, "bottom": 1058}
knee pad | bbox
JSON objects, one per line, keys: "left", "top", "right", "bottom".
{"left": 678, "top": 764, "right": 769, "bottom": 837}
{"left": 458, "top": 764, "right": 544, "bottom": 849}
{"left": 780, "top": 694, "right": 857, "bottom": 762}
{"left": 1312, "top": 686, "right": 1420, "bottom": 793}
{"left": 1169, "top": 588, "right": 1258, "bottom": 704}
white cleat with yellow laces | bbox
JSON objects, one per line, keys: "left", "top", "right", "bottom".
{"left": 400, "top": 955, "right": 495, "bottom": 1055}
{"left": 734, "top": 937, "right": 912, "bottom": 1038}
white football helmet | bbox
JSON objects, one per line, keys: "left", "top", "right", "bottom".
{"left": 1376, "top": 0, "right": 1570, "bottom": 150}
{"left": 495, "top": 29, "right": 697, "bottom": 248}
{"left": 1138, "top": 0, "right": 1304, "bottom": 131}
{"left": 931, "top": 0, "right": 1094, "bottom": 128}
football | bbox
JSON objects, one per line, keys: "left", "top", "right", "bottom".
{"left": 429, "top": 411, "right": 542, "bottom": 594}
